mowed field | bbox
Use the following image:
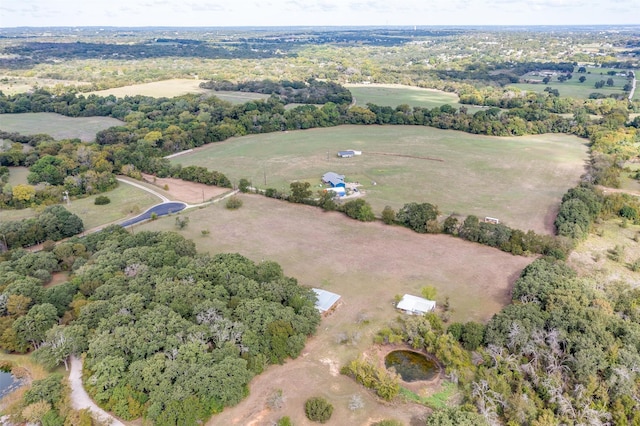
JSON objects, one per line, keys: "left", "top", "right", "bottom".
{"left": 171, "top": 125, "right": 588, "bottom": 234}
{"left": 509, "top": 67, "right": 631, "bottom": 99}
{"left": 0, "top": 113, "right": 122, "bottom": 142}
{"left": 87, "top": 78, "right": 270, "bottom": 104}
{"left": 134, "top": 193, "right": 532, "bottom": 425}
{"left": 346, "top": 84, "right": 484, "bottom": 113}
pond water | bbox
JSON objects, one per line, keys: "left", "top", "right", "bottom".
{"left": 384, "top": 350, "right": 438, "bottom": 382}
{"left": 0, "top": 370, "right": 19, "bottom": 398}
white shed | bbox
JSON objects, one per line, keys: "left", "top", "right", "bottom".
{"left": 312, "top": 288, "right": 341, "bottom": 314}
{"left": 396, "top": 294, "right": 436, "bottom": 315}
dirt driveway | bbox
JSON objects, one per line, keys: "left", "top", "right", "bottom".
{"left": 140, "top": 173, "right": 230, "bottom": 204}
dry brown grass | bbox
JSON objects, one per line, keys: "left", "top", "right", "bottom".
{"left": 134, "top": 193, "right": 533, "bottom": 425}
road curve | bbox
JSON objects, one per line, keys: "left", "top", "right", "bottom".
{"left": 119, "top": 202, "right": 187, "bottom": 227}
{"left": 116, "top": 177, "right": 170, "bottom": 202}
{"left": 69, "top": 356, "right": 125, "bottom": 426}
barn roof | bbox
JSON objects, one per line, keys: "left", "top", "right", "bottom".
{"left": 396, "top": 294, "right": 436, "bottom": 314}
{"left": 312, "top": 288, "right": 341, "bottom": 313}
{"left": 322, "top": 172, "right": 345, "bottom": 182}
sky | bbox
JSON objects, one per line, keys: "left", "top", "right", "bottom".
{"left": 0, "top": 0, "right": 638, "bottom": 28}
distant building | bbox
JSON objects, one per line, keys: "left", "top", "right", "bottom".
{"left": 326, "top": 187, "right": 346, "bottom": 197}
{"left": 396, "top": 294, "right": 436, "bottom": 316}
{"left": 338, "top": 150, "right": 355, "bottom": 158}
{"left": 312, "top": 288, "right": 341, "bottom": 315}
{"left": 322, "top": 172, "right": 346, "bottom": 188}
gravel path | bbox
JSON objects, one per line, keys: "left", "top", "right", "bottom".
{"left": 69, "top": 356, "right": 125, "bottom": 426}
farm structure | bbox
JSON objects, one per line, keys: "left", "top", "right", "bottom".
{"left": 322, "top": 172, "right": 346, "bottom": 188}
{"left": 312, "top": 288, "right": 341, "bottom": 315}
{"left": 396, "top": 294, "right": 436, "bottom": 315}
{"left": 337, "top": 149, "right": 362, "bottom": 158}
{"left": 326, "top": 187, "right": 346, "bottom": 197}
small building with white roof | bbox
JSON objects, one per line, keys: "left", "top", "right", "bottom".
{"left": 396, "top": 294, "right": 436, "bottom": 315}
{"left": 312, "top": 288, "right": 341, "bottom": 315}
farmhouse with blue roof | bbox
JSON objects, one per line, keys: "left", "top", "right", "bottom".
{"left": 322, "top": 172, "right": 346, "bottom": 188}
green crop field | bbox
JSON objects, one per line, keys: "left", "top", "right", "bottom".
{"left": 0, "top": 180, "right": 159, "bottom": 230}
{"left": 0, "top": 113, "right": 122, "bottom": 142}
{"left": 509, "top": 67, "right": 631, "bottom": 99}
{"left": 171, "top": 125, "right": 588, "bottom": 234}
{"left": 87, "top": 79, "right": 270, "bottom": 104}
{"left": 346, "top": 83, "right": 484, "bottom": 112}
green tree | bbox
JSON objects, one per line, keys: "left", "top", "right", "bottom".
{"left": 289, "top": 181, "right": 313, "bottom": 203}
{"left": 342, "top": 199, "right": 375, "bottom": 221}
{"left": 396, "top": 202, "right": 439, "bottom": 233}
{"left": 381, "top": 206, "right": 396, "bottom": 225}
{"left": 305, "top": 397, "right": 333, "bottom": 423}
{"left": 238, "top": 178, "right": 251, "bottom": 193}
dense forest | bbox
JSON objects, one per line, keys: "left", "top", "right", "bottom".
{"left": 0, "top": 226, "right": 320, "bottom": 424}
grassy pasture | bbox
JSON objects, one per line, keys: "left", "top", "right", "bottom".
{"left": 346, "top": 83, "right": 484, "bottom": 112}
{"left": 0, "top": 75, "right": 91, "bottom": 95}
{"left": 0, "top": 113, "right": 122, "bottom": 142}
{"left": 87, "top": 79, "right": 270, "bottom": 104}
{"left": 6, "top": 166, "right": 29, "bottom": 187}
{"left": 509, "top": 67, "right": 631, "bottom": 99}
{"left": 569, "top": 219, "right": 640, "bottom": 288}
{"left": 171, "top": 125, "right": 588, "bottom": 233}
{"left": 134, "top": 194, "right": 533, "bottom": 425}
{"left": 0, "top": 180, "right": 159, "bottom": 230}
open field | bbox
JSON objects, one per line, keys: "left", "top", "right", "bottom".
{"left": 171, "top": 125, "right": 588, "bottom": 234}
{"left": 346, "top": 83, "right": 485, "bottom": 112}
{"left": 0, "top": 75, "right": 91, "bottom": 95}
{"left": 509, "top": 67, "right": 631, "bottom": 99}
{"left": 134, "top": 193, "right": 533, "bottom": 425}
{"left": 6, "top": 166, "right": 29, "bottom": 187}
{"left": 0, "top": 179, "right": 160, "bottom": 230}
{"left": 87, "top": 79, "right": 270, "bottom": 103}
{"left": 0, "top": 113, "right": 122, "bottom": 142}
{"left": 569, "top": 218, "right": 640, "bottom": 288}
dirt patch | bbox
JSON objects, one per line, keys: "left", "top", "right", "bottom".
{"left": 140, "top": 173, "right": 230, "bottom": 204}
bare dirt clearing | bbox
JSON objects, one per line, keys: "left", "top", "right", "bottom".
{"left": 139, "top": 173, "right": 230, "bottom": 204}
{"left": 135, "top": 194, "right": 533, "bottom": 425}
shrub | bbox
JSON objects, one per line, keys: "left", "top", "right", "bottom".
{"left": 238, "top": 178, "right": 251, "bottom": 193}
{"left": 304, "top": 397, "right": 333, "bottom": 423}
{"left": 277, "top": 417, "right": 293, "bottom": 426}
{"left": 94, "top": 195, "right": 111, "bottom": 205}
{"left": 381, "top": 206, "right": 396, "bottom": 224}
{"left": 226, "top": 195, "right": 243, "bottom": 210}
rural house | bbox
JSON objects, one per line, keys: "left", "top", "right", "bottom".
{"left": 322, "top": 172, "right": 346, "bottom": 188}
{"left": 312, "top": 288, "right": 341, "bottom": 315}
{"left": 396, "top": 294, "right": 436, "bottom": 315}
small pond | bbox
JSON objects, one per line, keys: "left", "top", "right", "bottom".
{"left": 0, "top": 370, "right": 20, "bottom": 398}
{"left": 384, "top": 350, "right": 438, "bottom": 382}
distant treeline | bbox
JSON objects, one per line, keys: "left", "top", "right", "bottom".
{"left": 199, "top": 79, "right": 353, "bottom": 105}
{"left": 0, "top": 41, "right": 289, "bottom": 69}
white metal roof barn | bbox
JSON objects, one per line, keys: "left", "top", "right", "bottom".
{"left": 312, "top": 288, "right": 341, "bottom": 314}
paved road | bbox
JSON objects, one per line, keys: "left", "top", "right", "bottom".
{"left": 119, "top": 202, "right": 186, "bottom": 227}
{"left": 69, "top": 356, "right": 125, "bottom": 426}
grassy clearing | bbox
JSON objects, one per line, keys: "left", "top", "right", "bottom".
{"left": 346, "top": 84, "right": 484, "bottom": 112}
{"left": 0, "top": 75, "right": 91, "bottom": 95}
{"left": 172, "top": 125, "right": 587, "bottom": 233}
{"left": 0, "top": 113, "right": 122, "bottom": 142}
{"left": 87, "top": 79, "right": 270, "bottom": 104}
{"left": 0, "top": 180, "right": 159, "bottom": 230}
{"left": 400, "top": 381, "right": 458, "bottom": 409}
{"left": 6, "top": 166, "right": 29, "bottom": 186}
{"left": 509, "top": 67, "right": 631, "bottom": 99}
{"left": 569, "top": 219, "right": 640, "bottom": 288}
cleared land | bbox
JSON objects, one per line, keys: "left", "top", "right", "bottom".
{"left": 171, "top": 125, "right": 588, "bottom": 234}
{"left": 569, "top": 217, "right": 640, "bottom": 288}
{"left": 346, "top": 83, "right": 484, "bottom": 112}
{"left": 509, "top": 67, "right": 631, "bottom": 99}
{"left": 0, "top": 113, "right": 122, "bottom": 142}
{"left": 87, "top": 79, "right": 270, "bottom": 104}
{"left": 135, "top": 193, "right": 533, "bottom": 425}
{"left": 0, "top": 75, "right": 92, "bottom": 95}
